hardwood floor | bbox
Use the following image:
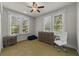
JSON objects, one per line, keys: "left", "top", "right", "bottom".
{"left": 0, "top": 40, "right": 78, "bottom": 56}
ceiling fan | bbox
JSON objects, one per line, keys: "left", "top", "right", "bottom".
{"left": 26, "top": 2, "right": 44, "bottom": 13}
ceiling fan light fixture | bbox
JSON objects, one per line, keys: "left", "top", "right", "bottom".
{"left": 32, "top": 7, "right": 38, "bottom": 12}
{"left": 26, "top": 2, "right": 44, "bottom": 13}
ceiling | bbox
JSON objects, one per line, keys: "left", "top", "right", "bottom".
{"left": 3, "top": 2, "right": 74, "bottom": 17}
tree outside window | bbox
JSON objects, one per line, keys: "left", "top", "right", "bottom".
{"left": 54, "top": 14, "right": 63, "bottom": 32}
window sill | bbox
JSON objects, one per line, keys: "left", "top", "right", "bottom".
{"left": 10, "top": 32, "right": 30, "bottom": 36}
{"left": 19, "top": 32, "right": 30, "bottom": 35}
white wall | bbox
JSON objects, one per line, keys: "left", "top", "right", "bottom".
{"left": 35, "top": 3, "right": 77, "bottom": 49}
{"left": 0, "top": 3, "right": 3, "bottom": 52}
{"left": 65, "top": 3, "right": 77, "bottom": 49}
{"left": 77, "top": 3, "right": 79, "bottom": 54}
{"left": 0, "top": 3, "right": 2, "bottom": 52}
{"left": 0, "top": 14, "right": 1, "bottom": 53}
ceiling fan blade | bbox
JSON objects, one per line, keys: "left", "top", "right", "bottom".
{"left": 37, "top": 10, "right": 40, "bottom": 13}
{"left": 30, "top": 10, "right": 33, "bottom": 12}
{"left": 38, "top": 6, "right": 44, "bottom": 8}
{"left": 33, "top": 2, "right": 35, "bottom": 6}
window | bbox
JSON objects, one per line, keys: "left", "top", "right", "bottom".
{"left": 44, "top": 16, "right": 51, "bottom": 32}
{"left": 10, "top": 14, "right": 30, "bottom": 35}
{"left": 44, "top": 14, "right": 64, "bottom": 32}
{"left": 54, "top": 14, "right": 63, "bottom": 32}
{"left": 10, "top": 15, "right": 19, "bottom": 35}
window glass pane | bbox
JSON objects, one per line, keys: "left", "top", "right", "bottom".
{"left": 44, "top": 16, "right": 51, "bottom": 32}
{"left": 11, "top": 16, "right": 19, "bottom": 35}
{"left": 54, "top": 14, "right": 63, "bottom": 32}
{"left": 22, "top": 18, "right": 29, "bottom": 33}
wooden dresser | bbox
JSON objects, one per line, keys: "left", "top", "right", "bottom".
{"left": 38, "top": 32, "right": 55, "bottom": 45}
{"left": 3, "top": 36, "right": 17, "bottom": 48}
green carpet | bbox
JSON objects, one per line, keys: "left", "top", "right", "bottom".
{"left": 0, "top": 40, "right": 78, "bottom": 56}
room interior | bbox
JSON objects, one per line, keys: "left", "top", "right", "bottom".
{"left": 0, "top": 2, "right": 79, "bottom": 56}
